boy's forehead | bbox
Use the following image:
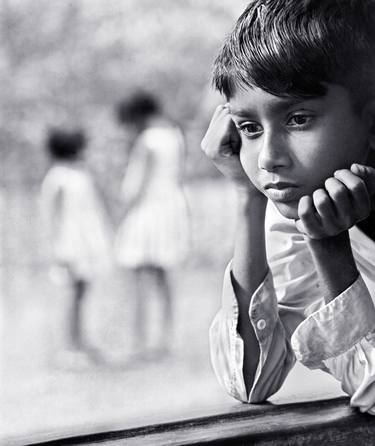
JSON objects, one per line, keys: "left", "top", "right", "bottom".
{"left": 228, "top": 87, "right": 305, "bottom": 116}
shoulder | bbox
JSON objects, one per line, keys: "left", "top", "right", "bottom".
{"left": 142, "top": 125, "right": 181, "bottom": 145}
{"left": 46, "top": 164, "right": 91, "bottom": 189}
{"left": 42, "top": 165, "right": 65, "bottom": 189}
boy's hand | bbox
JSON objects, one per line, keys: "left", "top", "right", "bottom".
{"left": 295, "top": 165, "right": 375, "bottom": 239}
{"left": 351, "top": 163, "right": 375, "bottom": 198}
{"left": 201, "top": 104, "right": 259, "bottom": 194}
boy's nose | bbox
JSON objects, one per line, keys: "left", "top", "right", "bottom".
{"left": 258, "top": 133, "right": 290, "bottom": 171}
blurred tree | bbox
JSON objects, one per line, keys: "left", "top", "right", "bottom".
{"left": 0, "top": 0, "right": 248, "bottom": 271}
{"left": 0, "top": 0, "right": 248, "bottom": 183}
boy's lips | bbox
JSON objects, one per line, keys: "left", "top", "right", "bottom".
{"left": 264, "top": 182, "right": 299, "bottom": 202}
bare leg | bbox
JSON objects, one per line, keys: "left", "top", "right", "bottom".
{"left": 154, "top": 266, "right": 173, "bottom": 353}
{"left": 69, "top": 278, "right": 87, "bottom": 350}
{"left": 133, "top": 266, "right": 149, "bottom": 354}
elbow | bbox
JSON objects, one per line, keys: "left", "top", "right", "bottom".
{"left": 349, "top": 383, "right": 375, "bottom": 416}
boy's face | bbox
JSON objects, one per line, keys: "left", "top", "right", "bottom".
{"left": 229, "top": 84, "right": 372, "bottom": 219}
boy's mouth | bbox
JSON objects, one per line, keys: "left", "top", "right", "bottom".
{"left": 264, "top": 182, "right": 299, "bottom": 202}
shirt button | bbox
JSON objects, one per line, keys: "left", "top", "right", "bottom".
{"left": 256, "top": 319, "right": 266, "bottom": 330}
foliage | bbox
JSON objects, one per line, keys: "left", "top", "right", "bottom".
{"left": 0, "top": 0, "right": 249, "bottom": 184}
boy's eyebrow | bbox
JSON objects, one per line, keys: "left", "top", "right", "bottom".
{"left": 230, "top": 97, "right": 308, "bottom": 118}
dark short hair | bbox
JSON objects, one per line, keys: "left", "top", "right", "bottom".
{"left": 46, "top": 128, "right": 86, "bottom": 160}
{"left": 116, "top": 91, "right": 160, "bottom": 125}
{"left": 213, "top": 0, "right": 375, "bottom": 106}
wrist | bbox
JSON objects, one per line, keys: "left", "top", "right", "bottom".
{"left": 306, "top": 230, "right": 351, "bottom": 251}
{"left": 307, "top": 231, "right": 359, "bottom": 302}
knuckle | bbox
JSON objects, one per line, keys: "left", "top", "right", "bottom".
{"left": 298, "top": 206, "right": 311, "bottom": 219}
{"left": 325, "top": 177, "right": 335, "bottom": 188}
{"left": 336, "top": 169, "right": 346, "bottom": 174}
{"left": 341, "top": 215, "right": 353, "bottom": 228}
{"left": 357, "top": 205, "right": 370, "bottom": 220}
{"left": 329, "top": 184, "right": 345, "bottom": 200}
{"left": 324, "top": 178, "right": 340, "bottom": 194}
{"left": 204, "top": 147, "right": 216, "bottom": 159}
{"left": 313, "top": 191, "right": 328, "bottom": 208}
{"left": 351, "top": 181, "right": 365, "bottom": 195}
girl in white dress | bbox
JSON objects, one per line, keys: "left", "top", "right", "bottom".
{"left": 41, "top": 129, "right": 112, "bottom": 362}
{"left": 115, "top": 92, "right": 190, "bottom": 357}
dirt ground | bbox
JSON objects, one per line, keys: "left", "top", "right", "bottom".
{"left": 1, "top": 180, "right": 344, "bottom": 444}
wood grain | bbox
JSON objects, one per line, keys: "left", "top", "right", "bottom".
{"left": 22, "top": 397, "right": 375, "bottom": 446}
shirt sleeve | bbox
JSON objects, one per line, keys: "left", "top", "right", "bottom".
{"left": 209, "top": 262, "right": 296, "bottom": 403}
{"left": 291, "top": 274, "right": 375, "bottom": 414}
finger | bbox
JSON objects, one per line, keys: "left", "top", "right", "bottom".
{"left": 295, "top": 218, "right": 306, "bottom": 234}
{"left": 333, "top": 169, "right": 370, "bottom": 220}
{"left": 212, "top": 103, "right": 230, "bottom": 119}
{"left": 324, "top": 177, "right": 352, "bottom": 226}
{"left": 297, "top": 195, "right": 324, "bottom": 239}
{"left": 201, "top": 111, "right": 237, "bottom": 157}
{"left": 204, "top": 105, "right": 230, "bottom": 137}
{"left": 212, "top": 116, "right": 241, "bottom": 158}
{"left": 312, "top": 188, "right": 338, "bottom": 234}
{"left": 351, "top": 164, "right": 375, "bottom": 195}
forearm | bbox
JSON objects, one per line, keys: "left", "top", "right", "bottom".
{"left": 232, "top": 191, "right": 268, "bottom": 394}
{"left": 232, "top": 192, "right": 268, "bottom": 297}
{"left": 306, "top": 231, "right": 359, "bottom": 304}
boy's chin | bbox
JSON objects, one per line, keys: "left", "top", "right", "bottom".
{"left": 272, "top": 201, "right": 299, "bottom": 220}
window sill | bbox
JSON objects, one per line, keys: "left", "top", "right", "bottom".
{"left": 20, "top": 397, "right": 375, "bottom": 446}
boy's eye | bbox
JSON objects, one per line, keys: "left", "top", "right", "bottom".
{"left": 287, "top": 114, "right": 313, "bottom": 127}
{"left": 237, "top": 121, "right": 263, "bottom": 137}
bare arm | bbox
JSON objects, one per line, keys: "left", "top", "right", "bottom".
{"left": 232, "top": 191, "right": 268, "bottom": 392}
{"left": 201, "top": 104, "right": 268, "bottom": 395}
{"left": 306, "top": 232, "right": 358, "bottom": 303}
{"left": 295, "top": 164, "right": 375, "bottom": 302}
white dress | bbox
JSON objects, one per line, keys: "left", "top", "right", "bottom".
{"left": 41, "top": 163, "right": 113, "bottom": 280}
{"left": 115, "top": 126, "right": 190, "bottom": 268}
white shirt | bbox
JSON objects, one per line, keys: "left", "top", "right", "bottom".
{"left": 209, "top": 202, "right": 375, "bottom": 414}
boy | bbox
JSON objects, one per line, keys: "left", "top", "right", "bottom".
{"left": 202, "top": 0, "right": 375, "bottom": 414}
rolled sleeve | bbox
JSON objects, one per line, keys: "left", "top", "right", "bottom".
{"left": 209, "top": 262, "right": 246, "bottom": 401}
{"left": 210, "top": 262, "right": 293, "bottom": 403}
{"left": 248, "top": 271, "right": 295, "bottom": 402}
{"left": 291, "top": 275, "right": 375, "bottom": 369}
{"left": 249, "top": 272, "right": 279, "bottom": 346}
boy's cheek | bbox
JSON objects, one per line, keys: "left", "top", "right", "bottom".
{"left": 239, "top": 153, "right": 258, "bottom": 179}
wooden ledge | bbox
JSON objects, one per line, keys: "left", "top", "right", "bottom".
{"left": 22, "top": 397, "right": 375, "bottom": 446}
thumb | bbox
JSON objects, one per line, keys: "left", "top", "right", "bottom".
{"left": 351, "top": 164, "right": 375, "bottom": 195}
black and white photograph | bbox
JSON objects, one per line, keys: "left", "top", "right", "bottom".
{"left": 2, "top": 1, "right": 375, "bottom": 445}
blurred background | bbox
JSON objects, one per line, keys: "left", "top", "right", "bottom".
{"left": 1, "top": 0, "right": 245, "bottom": 442}
{"left": 1, "top": 1, "right": 343, "bottom": 443}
